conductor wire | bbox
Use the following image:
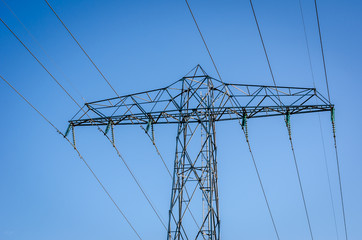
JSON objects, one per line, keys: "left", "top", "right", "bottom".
{"left": 184, "top": 0, "right": 223, "bottom": 82}
{"left": 240, "top": 123, "right": 280, "bottom": 240}
{"left": 286, "top": 115, "right": 314, "bottom": 240}
{"left": 249, "top": 0, "right": 282, "bottom": 104}
{"left": 44, "top": 0, "right": 120, "bottom": 98}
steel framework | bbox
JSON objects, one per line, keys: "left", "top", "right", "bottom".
{"left": 69, "top": 65, "right": 333, "bottom": 240}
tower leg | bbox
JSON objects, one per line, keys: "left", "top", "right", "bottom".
{"left": 167, "top": 116, "right": 220, "bottom": 240}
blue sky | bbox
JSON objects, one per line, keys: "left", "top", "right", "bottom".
{"left": 0, "top": 0, "right": 361, "bottom": 239}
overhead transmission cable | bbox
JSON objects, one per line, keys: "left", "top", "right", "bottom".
{"left": 298, "top": 0, "right": 339, "bottom": 238}
{"left": 184, "top": 0, "right": 223, "bottom": 82}
{"left": 314, "top": 1, "right": 348, "bottom": 239}
{"left": 248, "top": 0, "right": 281, "bottom": 103}
{"left": 285, "top": 115, "right": 314, "bottom": 240}
{"left": 0, "top": 17, "right": 83, "bottom": 110}
{"left": 239, "top": 120, "right": 280, "bottom": 240}
{"left": 0, "top": 74, "right": 142, "bottom": 240}
{"left": 0, "top": 0, "right": 86, "bottom": 102}
{"left": 43, "top": 0, "right": 120, "bottom": 98}
{"left": 0, "top": 16, "right": 167, "bottom": 230}
{"left": 313, "top": 0, "right": 331, "bottom": 102}
{"left": 184, "top": 0, "right": 280, "bottom": 238}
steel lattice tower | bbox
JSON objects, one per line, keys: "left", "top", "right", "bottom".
{"left": 69, "top": 65, "right": 333, "bottom": 240}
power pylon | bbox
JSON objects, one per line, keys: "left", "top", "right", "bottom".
{"left": 69, "top": 65, "right": 333, "bottom": 240}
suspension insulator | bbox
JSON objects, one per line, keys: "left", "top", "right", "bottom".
{"left": 64, "top": 124, "right": 72, "bottom": 137}
{"left": 331, "top": 107, "right": 335, "bottom": 123}
{"left": 331, "top": 107, "right": 336, "bottom": 136}
{"left": 285, "top": 109, "right": 292, "bottom": 140}
{"left": 105, "top": 121, "right": 111, "bottom": 135}
{"left": 111, "top": 123, "right": 115, "bottom": 144}
{"left": 146, "top": 118, "right": 152, "bottom": 133}
{"left": 241, "top": 112, "right": 249, "bottom": 139}
{"left": 151, "top": 123, "right": 155, "bottom": 142}
{"left": 286, "top": 110, "right": 291, "bottom": 128}
{"left": 242, "top": 113, "right": 247, "bottom": 127}
{"left": 71, "top": 125, "right": 76, "bottom": 147}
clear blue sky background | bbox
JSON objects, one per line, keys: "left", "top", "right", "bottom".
{"left": 0, "top": 0, "right": 361, "bottom": 239}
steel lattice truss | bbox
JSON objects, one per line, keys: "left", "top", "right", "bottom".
{"left": 69, "top": 65, "right": 333, "bottom": 240}
{"left": 70, "top": 66, "right": 331, "bottom": 127}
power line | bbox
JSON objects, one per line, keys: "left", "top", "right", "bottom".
{"left": 319, "top": 113, "right": 340, "bottom": 239}
{"left": 0, "top": 74, "right": 143, "bottom": 240}
{"left": 0, "top": 0, "right": 86, "bottom": 102}
{"left": 313, "top": 0, "right": 331, "bottom": 103}
{"left": 184, "top": 0, "right": 223, "bottom": 82}
{"left": 106, "top": 132, "right": 167, "bottom": 230}
{"left": 286, "top": 117, "right": 314, "bottom": 240}
{"left": 332, "top": 122, "right": 348, "bottom": 240}
{"left": 298, "top": 0, "right": 339, "bottom": 238}
{"left": 248, "top": 0, "right": 281, "bottom": 103}
{"left": 240, "top": 123, "right": 280, "bottom": 240}
{"left": 313, "top": 1, "right": 348, "bottom": 239}
{"left": 298, "top": 0, "right": 316, "bottom": 85}
{"left": 0, "top": 16, "right": 166, "bottom": 230}
{"left": 44, "top": 0, "right": 120, "bottom": 98}
{"left": 0, "top": 16, "right": 83, "bottom": 110}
